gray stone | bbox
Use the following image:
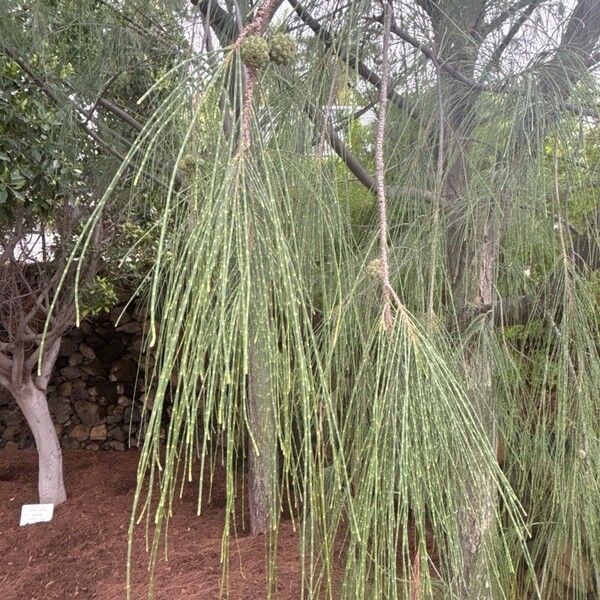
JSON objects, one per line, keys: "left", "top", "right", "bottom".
{"left": 74, "top": 400, "right": 99, "bottom": 426}
{"left": 116, "top": 321, "right": 141, "bottom": 334}
{"left": 18, "top": 434, "right": 34, "bottom": 449}
{"left": 106, "top": 414, "right": 123, "bottom": 425}
{"left": 70, "top": 424, "right": 90, "bottom": 442}
{"left": 111, "top": 359, "right": 138, "bottom": 383}
{"left": 85, "top": 334, "right": 105, "bottom": 349}
{"left": 80, "top": 322, "right": 94, "bottom": 335}
{"left": 72, "top": 388, "right": 89, "bottom": 402}
{"left": 82, "top": 360, "right": 108, "bottom": 378}
{"left": 131, "top": 337, "right": 144, "bottom": 353}
{"left": 61, "top": 366, "right": 84, "bottom": 379}
{"left": 109, "top": 440, "right": 125, "bottom": 451}
{"left": 96, "top": 323, "right": 115, "bottom": 337}
{"left": 58, "top": 338, "right": 78, "bottom": 357}
{"left": 70, "top": 329, "right": 84, "bottom": 343}
{"left": 2, "top": 409, "right": 22, "bottom": 426}
{"left": 96, "top": 339, "right": 125, "bottom": 361}
{"left": 124, "top": 405, "right": 142, "bottom": 423}
{"left": 86, "top": 443, "right": 100, "bottom": 451}
{"left": 2, "top": 424, "right": 20, "bottom": 441}
{"left": 95, "top": 381, "right": 118, "bottom": 403}
{"left": 49, "top": 398, "right": 72, "bottom": 423}
{"left": 68, "top": 353, "right": 83, "bottom": 367}
{"left": 89, "top": 423, "right": 107, "bottom": 441}
{"left": 60, "top": 382, "right": 73, "bottom": 396}
{"left": 109, "top": 426, "right": 128, "bottom": 442}
{"left": 0, "top": 389, "right": 10, "bottom": 406}
{"left": 79, "top": 343, "right": 95, "bottom": 360}
{"left": 62, "top": 436, "right": 81, "bottom": 449}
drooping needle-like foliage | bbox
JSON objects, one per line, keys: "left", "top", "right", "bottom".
{"left": 6, "top": 0, "right": 600, "bottom": 598}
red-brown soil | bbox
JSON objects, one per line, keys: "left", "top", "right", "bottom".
{"left": 0, "top": 449, "right": 303, "bottom": 600}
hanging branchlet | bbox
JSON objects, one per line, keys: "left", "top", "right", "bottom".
{"left": 234, "top": 0, "right": 282, "bottom": 158}
{"left": 374, "top": 0, "right": 396, "bottom": 334}
{"left": 235, "top": 0, "right": 283, "bottom": 44}
{"left": 237, "top": 68, "right": 258, "bottom": 158}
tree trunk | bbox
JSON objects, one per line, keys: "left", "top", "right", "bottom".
{"left": 13, "top": 380, "right": 66, "bottom": 505}
{"left": 457, "top": 355, "right": 496, "bottom": 599}
{"left": 247, "top": 309, "right": 278, "bottom": 535}
{"left": 455, "top": 219, "right": 497, "bottom": 600}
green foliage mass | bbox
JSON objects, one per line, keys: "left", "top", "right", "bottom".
{"left": 79, "top": 275, "right": 119, "bottom": 318}
{"left": 0, "top": 57, "right": 81, "bottom": 224}
{"left": 4, "top": 2, "right": 600, "bottom": 599}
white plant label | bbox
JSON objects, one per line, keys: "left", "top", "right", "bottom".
{"left": 19, "top": 503, "right": 54, "bottom": 526}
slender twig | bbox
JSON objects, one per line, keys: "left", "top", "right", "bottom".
{"left": 481, "top": 0, "right": 544, "bottom": 38}
{"left": 485, "top": 2, "right": 540, "bottom": 71}
{"left": 375, "top": 2, "right": 395, "bottom": 334}
{"left": 287, "top": 0, "right": 423, "bottom": 125}
{"left": 373, "top": 15, "right": 600, "bottom": 120}
{"left": 234, "top": 0, "right": 283, "bottom": 155}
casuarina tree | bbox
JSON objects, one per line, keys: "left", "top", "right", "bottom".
{"left": 6, "top": 1, "right": 600, "bottom": 599}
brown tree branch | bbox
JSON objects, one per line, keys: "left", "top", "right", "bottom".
{"left": 481, "top": 0, "right": 544, "bottom": 38}
{"left": 379, "top": 15, "right": 489, "bottom": 91}
{"left": 191, "top": 0, "right": 241, "bottom": 46}
{"left": 11, "top": 342, "right": 24, "bottom": 388}
{"left": 33, "top": 338, "right": 61, "bottom": 392}
{"left": 377, "top": 14, "right": 600, "bottom": 120}
{"left": 304, "top": 102, "right": 434, "bottom": 202}
{"left": 287, "top": 0, "right": 423, "bottom": 125}
{"left": 538, "top": 0, "right": 600, "bottom": 101}
{"left": 485, "top": 2, "right": 541, "bottom": 70}
{"left": 93, "top": 95, "right": 144, "bottom": 132}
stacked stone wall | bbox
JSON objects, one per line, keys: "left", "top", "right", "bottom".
{"left": 0, "top": 305, "right": 156, "bottom": 451}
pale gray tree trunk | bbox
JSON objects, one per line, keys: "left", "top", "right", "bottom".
{"left": 13, "top": 380, "right": 66, "bottom": 505}
{"left": 8, "top": 338, "right": 66, "bottom": 505}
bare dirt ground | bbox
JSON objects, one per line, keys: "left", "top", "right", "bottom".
{"left": 0, "top": 449, "right": 303, "bottom": 600}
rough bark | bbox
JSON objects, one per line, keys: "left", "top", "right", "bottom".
{"left": 12, "top": 380, "right": 66, "bottom": 505}
{"left": 234, "top": 0, "right": 284, "bottom": 535}
{"left": 247, "top": 309, "right": 278, "bottom": 535}
{"left": 456, "top": 220, "right": 498, "bottom": 600}
{"left": 429, "top": 5, "right": 497, "bottom": 596}
{"left": 443, "top": 168, "right": 499, "bottom": 600}
{"left": 1, "top": 338, "right": 65, "bottom": 505}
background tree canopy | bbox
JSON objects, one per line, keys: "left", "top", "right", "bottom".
{"left": 2, "top": 1, "right": 600, "bottom": 599}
